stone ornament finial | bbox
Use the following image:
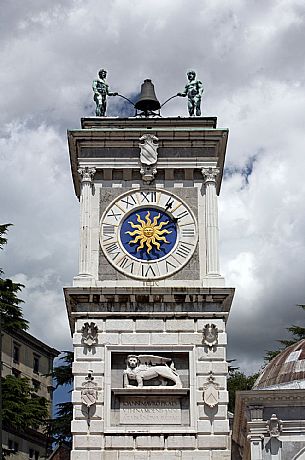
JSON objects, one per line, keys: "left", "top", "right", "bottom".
{"left": 202, "top": 323, "right": 219, "bottom": 348}
{"left": 78, "top": 167, "right": 96, "bottom": 184}
{"left": 81, "top": 322, "right": 98, "bottom": 348}
{"left": 267, "top": 414, "right": 283, "bottom": 438}
{"left": 201, "top": 167, "right": 220, "bottom": 184}
{"left": 202, "top": 371, "right": 220, "bottom": 407}
{"left": 81, "top": 371, "right": 98, "bottom": 426}
{"left": 139, "top": 134, "right": 159, "bottom": 184}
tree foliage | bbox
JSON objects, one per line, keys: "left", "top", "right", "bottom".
{"left": 49, "top": 402, "right": 73, "bottom": 446}
{"left": 52, "top": 351, "right": 74, "bottom": 388}
{"left": 2, "top": 375, "right": 49, "bottom": 430}
{"left": 265, "top": 304, "right": 305, "bottom": 362}
{"left": 0, "top": 224, "right": 28, "bottom": 332}
{"left": 227, "top": 370, "right": 259, "bottom": 413}
{"left": 49, "top": 351, "right": 74, "bottom": 447}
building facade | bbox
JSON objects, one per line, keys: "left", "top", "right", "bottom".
{"left": 2, "top": 329, "right": 59, "bottom": 460}
{"left": 232, "top": 339, "right": 305, "bottom": 459}
{"left": 65, "top": 116, "right": 234, "bottom": 459}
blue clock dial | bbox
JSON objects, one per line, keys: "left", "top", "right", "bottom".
{"left": 120, "top": 207, "right": 177, "bottom": 261}
{"left": 100, "top": 189, "right": 198, "bottom": 280}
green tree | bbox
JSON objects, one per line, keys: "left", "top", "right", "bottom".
{"left": 0, "top": 224, "right": 29, "bottom": 459}
{"left": 227, "top": 369, "right": 258, "bottom": 413}
{"left": 0, "top": 224, "right": 28, "bottom": 332}
{"left": 2, "top": 375, "right": 49, "bottom": 430}
{"left": 49, "top": 351, "right": 73, "bottom": 446}
{"left": 265, "top": 304, "right": 305, "bottom": 362}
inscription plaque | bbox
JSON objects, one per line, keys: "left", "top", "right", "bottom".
{"left": 120, "top": 396, "right": 181, "bottom": 425}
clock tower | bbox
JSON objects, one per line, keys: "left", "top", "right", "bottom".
{"left": 65, "top": 115, "right": 234, "bottom": 459}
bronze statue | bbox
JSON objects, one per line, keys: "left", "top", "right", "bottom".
{"left": 177, "top": 70, "right": 204, "bottom": 117}
{"left": 92, "top": 69, "right": 117, "bottom": 117}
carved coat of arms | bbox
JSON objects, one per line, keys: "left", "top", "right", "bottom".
{"left": 81, "top": 372, "right": 98, "bottom": 408}
{"left": 139, "top": 134, "right": 159, "bottom": 183}
{"left": 202, "top": 323, "right": 218, "bottom": 348}
{"left": 139, "top": 134, "right": 159, "bottom": 165}
{"left": 81, "top": 322, "right": 98, "bottom": 348}
{"left": 202, "top": 371, "right": 220, "bottom": 407}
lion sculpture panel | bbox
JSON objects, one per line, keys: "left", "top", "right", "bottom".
{"left": 123, "top": 354, "right": 183, "bottom": 388}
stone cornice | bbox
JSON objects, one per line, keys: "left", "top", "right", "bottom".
{"left": 67, "top": 117, "right": 228, "bottom": 199}
{"left": 64, "top": 286, "right": 234, "bottom": 332}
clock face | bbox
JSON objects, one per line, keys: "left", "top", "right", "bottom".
{"left": 100, "top": 189, "right": 198, "bottom": 280}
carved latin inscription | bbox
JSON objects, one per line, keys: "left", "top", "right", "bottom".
{"left": 120, "top": 396, "right": 181, "bottom": 425}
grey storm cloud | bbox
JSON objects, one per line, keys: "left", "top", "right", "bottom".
{"left": 1, "top": 0, "right": 305, "bottom": 373}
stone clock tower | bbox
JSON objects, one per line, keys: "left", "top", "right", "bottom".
{"left": 65, "top": 115, "right": 234, "bottom": 459}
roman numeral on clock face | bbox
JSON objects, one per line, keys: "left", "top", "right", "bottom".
{"left": 141, "top": 264, "right": 156, "bottom": 278}
{"left": 175, "top": 242, "right": 194, "bottom": 259}
{"left": 104, "top": 242, "right": 121, "bottom": 260}
{"left": 118, "top": 256, "right": 134, "bottom": 273}
{"left": 102, "top": 224, "right": 115, "bottom": 242}
{"left": 140, "top": 191, "right": 157, "bottom": 203}
{"left": 120, "top": 194, "right": 137, "bottom": 208}
{"left": 165, "top": 259, "right": 177, "bottom": 272}
{"left": 107, "top": 209, "right": 122, "bottom": 221}
{"left": 175, "top": 210, "right": 189, "bottom": 220}
{"left": 181, "top": 227, "right": 195, "bottom": 237}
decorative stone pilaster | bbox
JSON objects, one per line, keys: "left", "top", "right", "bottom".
{"left": 201, "top": 167, "right": 220, "bottom": 276}
{"left": 78, "top": 167, "right": 96, "bottom": 276}
{"left": 247, "top": 434, "right": 264, "bottom": 460}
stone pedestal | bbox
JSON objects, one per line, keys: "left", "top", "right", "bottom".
{"left": 65, "top": 286, "right": 233, "bottom": 459}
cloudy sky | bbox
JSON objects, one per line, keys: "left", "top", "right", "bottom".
{"left": 1, "top": 0, "right": 305, "bottom": 386}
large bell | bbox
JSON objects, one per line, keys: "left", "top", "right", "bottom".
{"left": 135, "top": 79, "right": 160, "bottom": 115}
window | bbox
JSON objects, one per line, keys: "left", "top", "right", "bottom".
{"left": 33, "top": 355, "right": 40, "bottom": 374}
{"left": 12, "top": 368, "right": 21, "bottom": 378}
{"left": 13, "top": 344, "right": 20, "bottom": 363}
{"left": 32, "top": 379, "right": 41, "bottom": 392}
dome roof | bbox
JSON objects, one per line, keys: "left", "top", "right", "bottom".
{"left": 253, "top": 339, "right": 305, "bottom": 390}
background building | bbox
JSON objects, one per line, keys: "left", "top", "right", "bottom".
{"left": 232, "top": 339, "right": 305, "bottom": 459}
{"left": 2, "top": 329, "right": 59, "bottom": 460}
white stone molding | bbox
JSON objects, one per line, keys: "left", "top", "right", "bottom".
{"left": 139, "top": 134, "right": 158, "bottom": 183}
{"left": 77, "top": 167, "right": 96, "bottom": 276}
{"left": 247, "top": 434, "right": 264, "bottom": 460}
{"left": 201, "top": 167, "right": 220, "bottom": 276}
